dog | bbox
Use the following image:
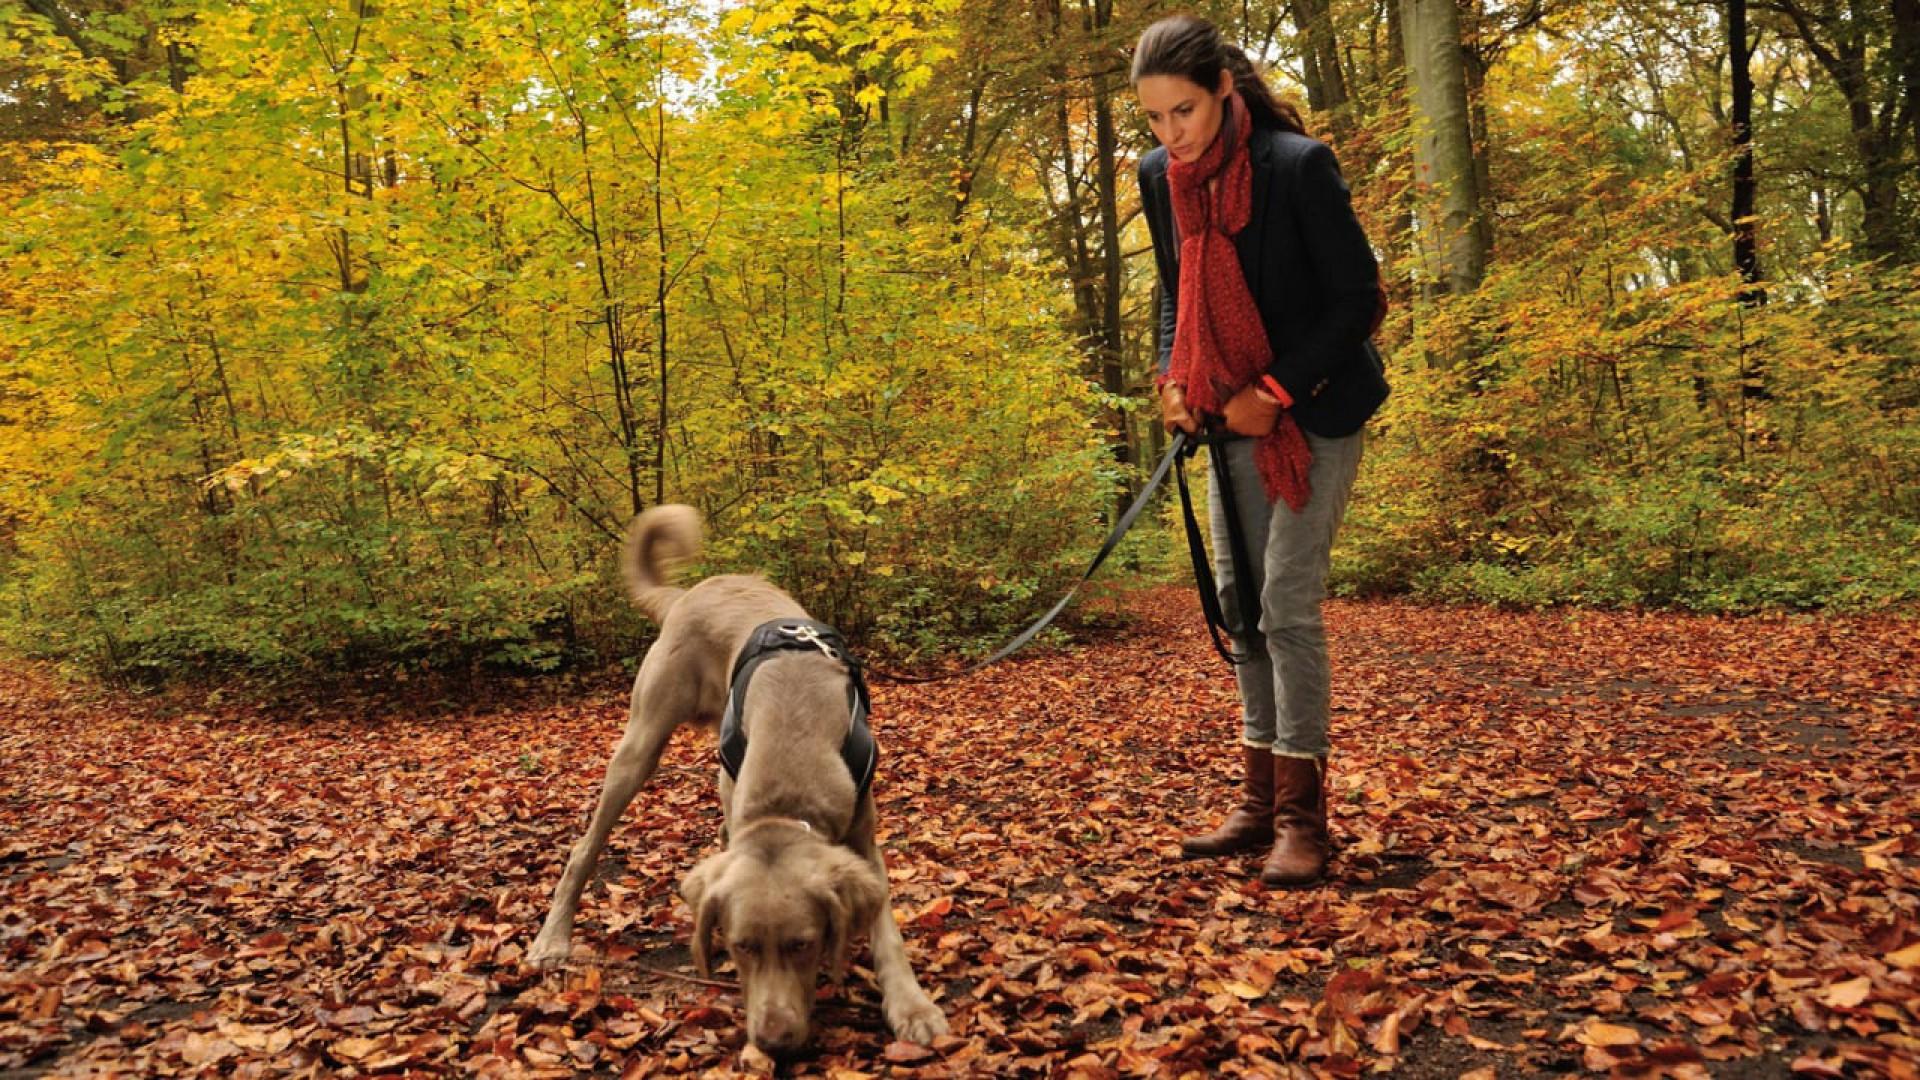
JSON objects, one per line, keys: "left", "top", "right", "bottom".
{"left": 527, "top": 505, "right": 948, "bottom": 1055}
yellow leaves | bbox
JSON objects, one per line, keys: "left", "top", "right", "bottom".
{"left": 859, "top": 479, "right": 905, "bottom": 505}
{"left": 723, "top": 0, "right": 958, "bottom": 114}
{"left": 1, "top": 0, "right": 1112, "bottom": 677}
{"left": 210, "top": 433, "right": 503, "bottom": 500}
{"left": 1886, "top": 941, "right": 1920, "bottom": 969}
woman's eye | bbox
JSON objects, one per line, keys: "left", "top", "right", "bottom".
{"left": 783, "top": 940, "right": 811, "bottom": 955}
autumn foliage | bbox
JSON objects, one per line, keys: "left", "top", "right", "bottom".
{"left": 3, "top": 0, "right": 1917, "bottom": 678}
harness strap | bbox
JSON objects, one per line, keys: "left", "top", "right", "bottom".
{"left": 718, "top": 619, "right": 877, "bottom": 801}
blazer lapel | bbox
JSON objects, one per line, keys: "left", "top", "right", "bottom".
{"left": 1234, "top": 136, "right": 1270, "bottom": 297}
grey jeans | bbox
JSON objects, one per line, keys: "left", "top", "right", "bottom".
{"left": 1207, "top": 429, "right": 1364, "bottom": 759}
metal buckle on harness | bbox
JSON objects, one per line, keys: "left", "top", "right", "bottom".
{"left": 778, "top": 623, "right": 840, "bottom": 660}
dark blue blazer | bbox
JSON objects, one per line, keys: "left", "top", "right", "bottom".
{"left": 1139, "top": 126, "right": 1389, "bottom": 438}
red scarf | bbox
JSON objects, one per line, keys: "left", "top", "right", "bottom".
{"left": 1163, "top": 92, "right": 1312, "bottom": 512}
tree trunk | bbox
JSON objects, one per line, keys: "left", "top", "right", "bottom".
{"left": 1291, "top": 0, "right": 1351, "bottom": 131}
{"left": 653, "top": 48, "right": 672, "bottom": 508}
{"left": 1769, "top": 0, "right": 1912, "bottom": 262}
{"left": 1462, "top": 2, "right": 1496, "bottom": 263}
{"left": 1041, "top": 0, "right": 1102, "bottom": 393}
{"left": 1729, "top": 0, "right": 1762, "bottom": 295}
{"left": 1400, "top": 0, "right": 1486, "bottom": 306}
{"left": 1085, "top": 0, "right": 1134, "bottom": 513}
{"left": 1897, "top": 0, "right": 1920, "bottom": 163}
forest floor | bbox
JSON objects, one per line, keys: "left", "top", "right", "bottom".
{"left": 3, "top": 588, "right": 1917, "bottom": 1078}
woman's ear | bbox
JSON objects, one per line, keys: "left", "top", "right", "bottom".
{"left": 1217, "top": 66, "right": 1234, "bottom": 98}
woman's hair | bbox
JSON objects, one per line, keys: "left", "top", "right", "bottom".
{"left": 1130, "top": 14, "right": 1305, "bottom": 136}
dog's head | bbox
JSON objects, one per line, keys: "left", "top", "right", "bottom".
{"left": 678, "top": 833, "right": 887, "bottom": 1055}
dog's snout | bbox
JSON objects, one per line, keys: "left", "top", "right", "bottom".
{"left": 752, "top": 1005, "right": 808, "bottom": 1055}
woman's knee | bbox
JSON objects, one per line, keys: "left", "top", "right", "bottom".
{"left": 1258, "top": 577, "right": 1328, "bottom": 632}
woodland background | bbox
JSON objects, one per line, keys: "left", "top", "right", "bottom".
{"left": 2, "top": 0, "right": 1917, "bottom": 680}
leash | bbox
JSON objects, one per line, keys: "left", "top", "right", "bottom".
{"left": 1175, "top": 432, "right": 1262, "bottom": 666}
{"left": 865, "top": 428, "right": 1259, "bottom": 683}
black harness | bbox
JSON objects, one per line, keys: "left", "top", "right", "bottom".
{"left": 718, "top": 619, "right": 877, "bottom": 800}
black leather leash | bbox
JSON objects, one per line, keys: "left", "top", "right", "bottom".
{"left": 1175, "top": 432, "right": 1263, "bottom": 667}
{"left": 865, "top": 428, "right": 1258, "bottom": 683}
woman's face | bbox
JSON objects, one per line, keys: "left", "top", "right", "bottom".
{"left": 1136, "top": 69, "right": 1233, "bottom": 163}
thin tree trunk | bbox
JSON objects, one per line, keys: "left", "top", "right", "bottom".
{"left": 1729, "top": 0, "right": 1762, "bottom": 294}
{"left": 653, "top": 45, "right": 671, "bottom": 507}
{"left": 1085, "top": 0, "right": 1134, "bottom": 514}
{"left": 1042, "top": 0, "right": 1102, "bottom": 386}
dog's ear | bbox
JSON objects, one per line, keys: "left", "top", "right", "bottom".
{"left": 812, "top": 847, "right": 886, "bottom": 983}
{"left": 680, "top": 851, "right": 734, "bottom": 978}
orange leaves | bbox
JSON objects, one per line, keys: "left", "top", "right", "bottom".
{"left": 1817, "top": 976, "right": 1873, "bottom": 1010}
{"left": 904, "top": 895, "right": 954, "bottom": 929}
{"left": 1886, "top": 941, "right": 1920, "bottom": 969}
{"left": 2, "top": 593, "right": 1918, "bottom": 1074}
{"left": 1574, "top": 1019, "right": 1644, "bottom": 1047}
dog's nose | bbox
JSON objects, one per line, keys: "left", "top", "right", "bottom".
{"left": 752, "top": 1007, "right": 807, "bottom": 1055}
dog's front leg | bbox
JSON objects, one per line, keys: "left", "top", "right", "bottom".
{"left": 528, "top": 713, "right": 675, "bottom": 970}
{"left": 849, "top": 798, "right": 948, "bottom": 1044}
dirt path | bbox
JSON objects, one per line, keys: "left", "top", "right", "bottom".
{"left": 3, "top": 591, "right": 1916, "bottom": 1077}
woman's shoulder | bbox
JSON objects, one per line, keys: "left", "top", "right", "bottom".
{"left": 1138, "top": 145, "right": 1170, "bottom": 181}
{"left": 1250, "top": 126, "right": 1331, "bottom": 169}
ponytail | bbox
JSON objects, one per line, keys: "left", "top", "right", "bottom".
{"left": 1131, "top": 15, "right": 1306, "bottom": 136}
{"left": 1222, "top": 44, "right": 1306, "bottom": 135}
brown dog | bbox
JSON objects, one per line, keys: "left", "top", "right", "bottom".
{"left": 527, "top": 505, "right": 947, "bottom": 1054}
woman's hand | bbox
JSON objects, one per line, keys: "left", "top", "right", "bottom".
{"left": 1222, "top": 383, "right": 1281, "bottom": 436}
{"left": 1159, "top": 381, "right": 1199, "bottom": 434}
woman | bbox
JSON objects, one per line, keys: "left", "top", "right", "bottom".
{"left": 1133, "top": 14, "right": 1388, "bottom": 886}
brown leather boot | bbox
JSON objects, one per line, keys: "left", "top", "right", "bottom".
{"left": 1182, "top": 746, "right": 1276, "bottom": 858}
{"left": 1261, "top": 755, "right": 1330, "bottom": 886}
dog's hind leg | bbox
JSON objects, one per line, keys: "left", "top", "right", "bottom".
{"left": 848, "top": 795, "right": 949, "bottom": 1044}
{"left": 528, "top": 661, "right": 687, "bottom": 970}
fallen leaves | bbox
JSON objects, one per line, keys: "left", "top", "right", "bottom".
{"left": 1818, "top": 976, "right": 1873, "bottom": 1010}
{"left": 1, "top": 589, "right": 1916, "bottom": 1075}
{"left": 1574, "top": 1019, "right": 1643, "bottom": 1047}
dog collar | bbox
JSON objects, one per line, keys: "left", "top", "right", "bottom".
{"left": 717, "top": 619, "right": 878, "bottom": 802}
{"left": 733, "top": 815, "right": 816, "bottom": 839}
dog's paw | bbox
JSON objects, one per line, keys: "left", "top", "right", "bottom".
{"left": 525, "top": 931, "right": 573, "bottom": 971}
{"left": 885, "top": 992, "right": 948, "bottom": 1045}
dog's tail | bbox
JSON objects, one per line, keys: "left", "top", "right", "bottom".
{"left": 620, "top": 504, "right": 702, "bottom": 623}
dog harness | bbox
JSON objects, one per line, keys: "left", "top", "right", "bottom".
{"left": 718, "top": 619, "right": 877, "bottom": 801}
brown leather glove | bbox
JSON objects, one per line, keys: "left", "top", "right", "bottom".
{"left": 1159, "top": 381, "right": 1199, "bottom": 434}
{"left": 1222, "top": 383, "right": 1281, "bottom": 437}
